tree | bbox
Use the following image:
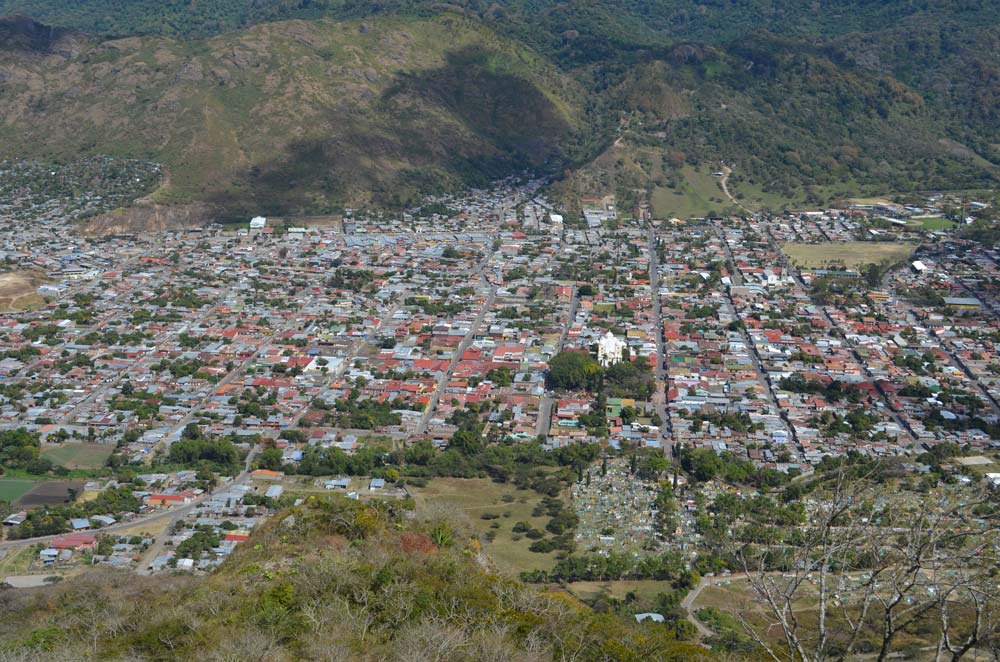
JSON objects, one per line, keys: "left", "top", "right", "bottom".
{"left": 546, "top": 351, "right": 603, "bottom": 391}
{"left": 256, "top": 447, "right": 284, "bottom": 471}
{"left": 723, "top": 468, "right": 1000, "bottom": 662}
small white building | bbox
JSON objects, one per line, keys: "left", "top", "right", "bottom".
{"left": 597, "top": 331, "right": 628, "bottom": 367}
{"left": 249, "top": 216, "right": 267, "bottom": 230}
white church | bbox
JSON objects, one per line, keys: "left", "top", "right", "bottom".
{"left": 597, "top": 331, "right": 629, "bottom": 367}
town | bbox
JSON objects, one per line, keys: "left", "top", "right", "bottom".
{"left": 0, "top": 166, "right": 998, "bottom": 648}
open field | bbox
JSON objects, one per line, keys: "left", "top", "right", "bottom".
{"left": 909, "top": 216, "right": 955, "bottom": 230}
{"left": 0, "top": 271, "right": 46, "bottom": 311}
{"left": 652, "top": 167, "right": 731, "bottom": 220}
{"left": 407, "top": 477, "right": 562, "bottom": 574}
{"left": 42, "top": 443, "right": 113, "bottom": 470}
{"left": 566, "top": 579, "right": 679, "bottom": 604}
{"left": 953, "top": 455, "right": 1000, "bottom": 476}
{"left": 18, "top": 480, "right": 86, "bottom": 508}
{"left": 0, "top": 478, "right": 36, "bottom": 504}
{"left": 692, "top": 575, "right": 949, "bottom": 656}
{"left": 782, "top": 241, "right": 917, "bottom": 270}
{"left": 0, "top": 547, "right": 38, "bottom": 578}
{"left": 110, "top": 514, "right": 173, "bottom": 540}
{"left": 846, "top": 196, "right": 893, "bottom": 206}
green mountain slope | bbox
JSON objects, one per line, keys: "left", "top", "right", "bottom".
{"left": 2, "top": 0, "right": 998, "bottom": 48}
{"left": 0, "top": 496, "right": 715, "bottom": 661}
{"left": 0, "top": 14, "right": 591, "bottom": 215}
{"left": 0, "top": 3, "right": 997, "bottom": 217}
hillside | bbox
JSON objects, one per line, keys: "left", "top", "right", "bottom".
{"left": 2, "top": 0, "right": 998, "bottom": 48}
{"left": 0, "top": 496, "right": 714, "bottom": 661}
{"left": 0, "top": 14, "right": 591, "bottom": 217}
{"left": 0, "top": 2, "right": 997, "bottom": 219}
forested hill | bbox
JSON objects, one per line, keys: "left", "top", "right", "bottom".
{"left": 1, "top": 0, "right": 997, "bottom": 47}
{"left": 0, "top": 1, "right": 997, "bottom": 216}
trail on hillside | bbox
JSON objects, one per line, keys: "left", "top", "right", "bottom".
{"left": 719, "top": 165, "right": 755, "bottom": 215}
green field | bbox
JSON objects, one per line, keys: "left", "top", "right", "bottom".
{"left": 408, "top": 477, "right": 562, "bottom": 574}
{"left": 910, "top": 216, "right": 956, "bottom": 230}
{"left": 652, "top": 167, "right": 732, "bottom": 219}
{"left": 42, "top": 443, "right": 113, "bottom": 470}
{"left": 782, "top": 241, "right": 917, "bottom": 270}
{"left": 0, "top": 478, "right": 36, "bottom": 504}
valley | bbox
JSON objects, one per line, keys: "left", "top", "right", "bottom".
{"left": 1, "top": 1, "right": 999, "bottom": 660}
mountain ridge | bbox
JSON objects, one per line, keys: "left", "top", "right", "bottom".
{"left": 0, "top": 13, "right": 596, "bottom": 216}
{"left": 0, "top": 3, "right": 997, "bottom": 219}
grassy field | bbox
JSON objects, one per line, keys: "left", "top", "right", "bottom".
{"left": 910, "top": 216, "right": 955, "bottom": 230}
{"left": 782, "top": 241, "right": 916, "bottom": 270}
{"left": 652, "top": 166, "right": 731, "bottom": 219}
{"left": 42, "top": 443, "right": 113, "bottom": 470}
{"left": 0, "top": 478, "right": 36, "bottom": 504}
{"left": 0, "top": 547, "right": 38, "bottom": 577}
{"left": 408, "top": 477, "right": 562, "bottom": 575}
{"left": 567, "top": 579, "right": 679, "bottom": 604}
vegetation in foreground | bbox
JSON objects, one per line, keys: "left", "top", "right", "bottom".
{"left": 0, "top": 495, "right": 714, "bottom": 662}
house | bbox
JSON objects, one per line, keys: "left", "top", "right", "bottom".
{"left": 2, "top": 511, "right": 26, "bottom": 526}
{"left": 145, "top": 491, "right": 197, "bottom": 507}
{"left": 369, "top": 478, "right": 386, "bottom": 490}
{"left": 50, "top": 533, "right": 97, "bottom": 551}
{"left": 325, "top": 477, "right": 351, "bottom": 490}
{"left": 264, "top": 485, "right": 285, "bottom": 499}
{"left": 635, "top": 613, "right": 665, "bottom": 623}
{"left": 493, "top": 343, "right": 525, "bottom": 362}
{"left": 251, "top": 469, "right": 284, "bottom": 480}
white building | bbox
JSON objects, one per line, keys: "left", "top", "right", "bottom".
{"left": 597, "top": 331, "right": 628, "bottom": 367}
{"left": 249, "top": 216, "right": 267, "bottom": 230}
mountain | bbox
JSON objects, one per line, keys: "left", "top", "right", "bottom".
{"left": 0, "top": 14, "right": 592, "bottom": 218}
{"left": 0, "top": 496, "right": 714, "bottom": 661}
{"left": 0, "top": 2, "right": 997, "bottom": 219}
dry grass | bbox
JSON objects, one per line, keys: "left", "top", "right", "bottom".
{"left": 782, "top": 242, "right": 916, "bottom": 270}
{"left": 0, "top": 270, "right": 46, "bottom": 311}
{"left": 407, "top": 477, "right": 562, "bottom": 574}
{"left": 566, "top": 579, "right": 677, "bottom": 604}
{"left": 110, "top": 515, "right": 173, "bottom": 540}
